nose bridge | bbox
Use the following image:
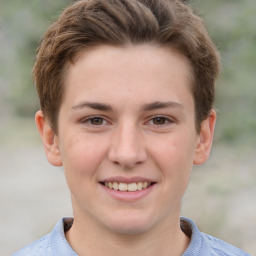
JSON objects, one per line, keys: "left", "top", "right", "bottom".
{"left": 108, "top": 121, "right": 147, "bottom": 168}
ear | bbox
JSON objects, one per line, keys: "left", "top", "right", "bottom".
{"left": 35, "top": 110, "right": 62, "bottom": 166}
{"left": 193, "top": 109, "right": 216, "bottom": 165}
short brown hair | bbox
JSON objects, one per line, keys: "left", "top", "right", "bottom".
{"left": 33, "top": 0, "right": 221, "bottom": 133}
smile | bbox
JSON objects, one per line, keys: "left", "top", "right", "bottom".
{"left": 103, "top": 181, "right": 152, "bottom": 192}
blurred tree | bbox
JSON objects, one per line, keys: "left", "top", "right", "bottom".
{"left": 0, "top": 0, "right": 71, "bottom": 116}
{"left": 192, "top": 0, "right": 256, "bottom": 143}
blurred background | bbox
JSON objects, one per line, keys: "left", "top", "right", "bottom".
{"left": 0, "top": 0, "right": 255, "bottom": 255}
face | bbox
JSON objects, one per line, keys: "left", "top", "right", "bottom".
{"left": 37, "top": 44, "right": 215, "bottom": 236}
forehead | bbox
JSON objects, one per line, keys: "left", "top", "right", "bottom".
{"left": 62, "top": 44, "right": 194, "bottom": 108}
{"left": 71, "top": 44, "right": 193, "bottom": 78}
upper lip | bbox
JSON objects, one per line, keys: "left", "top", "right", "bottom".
{"left": 99, "top": 176, "right": 156, "bottom": 183}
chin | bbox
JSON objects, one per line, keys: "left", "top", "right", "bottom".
{"left": 103, "top": 211, "right": 154, "bottom": 235}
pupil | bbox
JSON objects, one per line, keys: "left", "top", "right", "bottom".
{"left": 92, "top": 118, "right": 103, "bottom": 125}
{"left": 154, "top": 117, "right": 165, "bottom": 125}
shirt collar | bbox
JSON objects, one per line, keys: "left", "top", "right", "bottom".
{"left": 49, "top": 217, "right": 211, "bottom": 256}
{"left": 50, "top": 218, "right": 78, "bottom": 256}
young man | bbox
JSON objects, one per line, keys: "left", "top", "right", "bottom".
{"left": 13, "top": 0, "right": 250, "bottom": 255}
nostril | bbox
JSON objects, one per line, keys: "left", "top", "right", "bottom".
{"left": 113, "top": 161, "right": 120, "bottom": 166}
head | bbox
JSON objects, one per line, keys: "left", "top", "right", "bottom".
{"left": 33, "top": 0, "right": 220, "bottom": 134}
{"left": 34, "top": 0, "right": 220, "bottom": 240}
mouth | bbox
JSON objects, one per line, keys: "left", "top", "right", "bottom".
{"left": 100, "top": 181, "right": 154, "bottom": 192}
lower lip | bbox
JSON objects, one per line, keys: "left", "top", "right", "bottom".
{"left": 100, "top": 183, "right": 156, "bottom": 201}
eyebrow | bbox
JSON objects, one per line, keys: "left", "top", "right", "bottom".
{"left": 71, "top": 101, "right": 184, "bottom": 112}
{"left": 141, "top": 101, "right": 184, "bottom": 111}
{"left": 71, "top": 102, "right": 113, "bottom": 111}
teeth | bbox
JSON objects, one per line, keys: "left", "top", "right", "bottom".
{"left": 119, "top": 183, "right": 128, "bottom": 191}
{"left": 127, "top": 183, "right": 137, "bottom": 192}
{"left": 113, "top": 182, "right": 119, "bottom": 190}
{"left": 142, "top": 181, "right": 148, "bottom": 189}
{"left": 103, "top": 181, "right": 151, "bottom": 191}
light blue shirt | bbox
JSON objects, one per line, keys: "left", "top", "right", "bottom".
{"left": 12, "top": 217, "right": 250, "bottom": 256}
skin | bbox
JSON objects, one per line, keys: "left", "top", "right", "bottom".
{"left": 36, "top": 44, "right": 216, "bottom": 256}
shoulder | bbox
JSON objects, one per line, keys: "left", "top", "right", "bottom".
{"left": 12, "top": 218, "right": 76, "bottom": 256}
{"left": 11, "top": 234, "right": 51, "bottom": 256}
{"left": 203, "top": 233, "right": 251, "bottom": 256}
{"left": 181, "top": 217, "right": 251, "bottom": 256}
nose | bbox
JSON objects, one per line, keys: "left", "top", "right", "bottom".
{"left": 108, "top": 123, "right": 147, "bottom": 169}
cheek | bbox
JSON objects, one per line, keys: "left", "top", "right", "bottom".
{"left": 60, "top": 133, "right": 108, "bottom": 180}
{"left": 150, "top": 133, "right": 196, "bottom": 178}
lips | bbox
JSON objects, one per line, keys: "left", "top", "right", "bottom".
{"left": 100, "top": 179, "right": 155, "bottom": 201}
{"left": 99, "top": 176, "right": 156, "bottom": 200}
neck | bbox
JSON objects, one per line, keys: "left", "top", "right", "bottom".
{"left": 65, "top": 214, "right": 190, "bottom": 256}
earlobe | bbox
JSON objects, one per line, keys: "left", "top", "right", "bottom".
{"left": 35, "top": 110, "right": 63, "bottom": 166}
{"left": 193, "top": 109, "right": 216, "bottom": 165}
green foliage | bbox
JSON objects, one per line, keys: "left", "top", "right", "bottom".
{"left": 0, "top": 0, "right": 71, "bottom": 115}
{"left": 191, "top": 0, "right": 256, "bottom": 143}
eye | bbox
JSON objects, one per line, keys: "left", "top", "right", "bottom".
{"left": 150, "top": 116, "right": 173, "bottom": 125}
{"left": 90, "top": 117, "right": 104, "bottom": 125}
{"left": 82, "top": 116, "right": 107, "bottom": 126}
{"left": 152, "top": 117, "right": 168, "bottom": 125}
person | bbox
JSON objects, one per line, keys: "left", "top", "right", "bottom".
{"left": 13, "top": 0, "right": 250, "bottom": 255}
